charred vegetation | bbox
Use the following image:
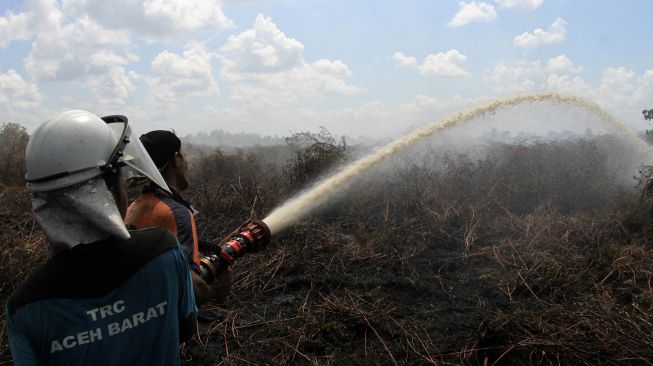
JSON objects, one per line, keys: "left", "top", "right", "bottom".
{"left": 1, "top": 125, "right": 653, "bottom": 365}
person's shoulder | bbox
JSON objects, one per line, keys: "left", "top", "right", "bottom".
{"left": 136, "top": 189, "right": 189, "bottom": 215}
{"left": 127, "top": 227, "right": 179, "bottom": 256}
{"left": 7, "top": 231, "right": 182, "bottom": 314}
{"left": 125, "top": 229, "right": 189, "bottom": 279}
{"left": 126, "top": 228, "right": 185, "bottom": 263}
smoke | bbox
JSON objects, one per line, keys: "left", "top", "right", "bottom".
{"left": 263, "top": 92, "right": 652, "bottom": 234}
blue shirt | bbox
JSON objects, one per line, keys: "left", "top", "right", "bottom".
{"left": 6, "top": 229, "right": 197, "bottom": 366}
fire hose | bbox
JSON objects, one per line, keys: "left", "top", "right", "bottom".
{"left": 197, "top": 220, "right": 272, "bottom": 283}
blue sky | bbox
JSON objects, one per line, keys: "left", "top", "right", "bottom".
{"left": 0, "top": 0, "right": 651, "bottom": 138}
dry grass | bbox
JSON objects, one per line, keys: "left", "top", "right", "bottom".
{"left": 1, "top": 127, "right": 653, "bottom": 365}
{"left": 0, "top": 186, "right": 46, "bottom": 364}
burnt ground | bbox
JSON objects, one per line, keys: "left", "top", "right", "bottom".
{"left": 182, "top": 207, "right": 653, "bottom": 365}
{"left": 2, "top": 136, "right": 653, "bottom": 365}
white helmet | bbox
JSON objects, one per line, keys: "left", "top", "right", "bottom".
{"left": 25, "top": 110, "right": 170, "bottom": 193}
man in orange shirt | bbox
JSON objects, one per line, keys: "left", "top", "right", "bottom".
{"left": 126, "top": 130, "right": 229, "bottom": 306}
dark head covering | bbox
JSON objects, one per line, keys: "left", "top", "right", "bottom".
{"left": 139, "top": 130, "right": 181, "bottom": 170}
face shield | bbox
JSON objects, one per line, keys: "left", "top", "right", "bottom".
{"left": 101, "top": 115, "right": 171, "bottom": 195}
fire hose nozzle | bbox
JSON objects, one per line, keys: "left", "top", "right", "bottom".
{"left": 198, "top": 220, "right": 272, "bottom": 283}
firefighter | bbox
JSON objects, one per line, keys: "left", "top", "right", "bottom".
{"left": 125, "top": 130, "right": 231, "bottom": 306}
{"left": 6, "top": 110, "right": 197, "bottom": 365}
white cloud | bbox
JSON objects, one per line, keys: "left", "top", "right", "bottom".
{"left": 496, "top": 0, "right": 543, "bottom": 10}
{"left": 219, "top": 14, "right": 361, "bottom": 107}
{"left": 393, "top": 52, "right": 418, "bottom": 68}
{"left": 0, "top": 70, "right": 43, "bottom": 107}
{"left": 483, "top": 57, "right": 576, "bottom": 96}
{"left": 227, "top": 59, "right": 361, "bottom": 107}
{"left": 61, "top": 0, "right": 233, "bottom": 40}
{"left": 0, "top": 1, "right": 144, "bottom": 113}
{"left": 0, "top": 0, "right": 62, "bottom": 47}
{"left": 485, "top": 56, "right": 585, "bottom": 93}
{"left": 86, "top": 67, "right": 138, "bottom": 107}
{"left": 514, "top": 17, "right": 567, "bottom": 49}
{"left": 586, "top": 67, "right": 653, "bottom": 124}
{"left": 448, "top": 1, "right": 497, "bottom": 27}
{"left": 220, "top": 14, "right": 304, "bottom": 79}
{"left": 0, "top": 1, "right": 142, "bottom": 110}
{"left": 420, "top": 50, "right": 471, "bottom": 78}
{"left": 599, "top": 67, "right": 635, "bottom": 95}
{"left": 312, "top": 59, "right": 352, "bottom": 76}
{"left": 544, "top": 74, "right": 592, "bottom": 96}
{"left": 24, "top": 14, "right": 132, "bottom": 81}
{"left": 484, "top": 61, "right": 542, "bottom": 93}
{"left": 0, "top": 10, "right": 31, "bottom": 47}
{"left": 483, "top": 57, "right": 653, "bottom": 129}
{"left": 0, "top": 69, "right": 50, "bottom": 125}
{"left": 89, "top": 51, "right": 139, "bottom": 68}
{"left": 546, "top": 55, "right": 583, "bottom": 74}
{"left": 394, "top": 50, "right": 471, "bottom": 78}
{"left": 145, "top": 58, "right": 653, "bottom": 140}
{"left": 147, "top": 45, "right": 219, "bottom": 104}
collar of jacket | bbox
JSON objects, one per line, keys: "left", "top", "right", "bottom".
{"left": 145, "top": 184, "right": 199, "bottom": 216}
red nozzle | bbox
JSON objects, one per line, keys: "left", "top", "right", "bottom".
{"left": 240, "top": 220, "right": 272, "bottom": 252}
{"left": 199, "top": 220, "right": 273, "bottom": 283}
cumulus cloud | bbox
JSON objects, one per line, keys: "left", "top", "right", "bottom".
{"left": 0, "top": 1, "right": 144, "bottom": 112}
{"left": 483, "top": 56, "right": 653, "bottom": 128}
{"left": 496, "top": 0, "right": 543, "bottom": 10}
{"left": 599, "top": 67, "right": 637, "bottom": 100}
{"left": 421, "top": 50, "right": 471, "bottom": 77}
{"left": 220, "top": 14, "right": 304, "bottom": 79}
{"left": 484, "top": 61, "right": 542, "bottom": 93}
{"left": 219, "top": 14, "right": 361, "bottom": 107}
{"left": 24, "top": 15, "right": 132, "bottom": 81}
{"left": 0, "top": 0, "right": 236, "bottom": 120}
{"left": 147, "top": 45, "right": 219, "bottom": 104}
{"left": 584, "top": 67, "right": 653, "bottom": 123}
{"left": 546, "top": 55, "right": 583, "bottom": 74}
{"left": 448, "top": 1, "right": 497, "bottom": 27}
{"left": 181, "top": 60, "right": 653, "bottom": 139}
{"left": 393, "top": 50, "right": 471, "bottom": 78}
{"left": 0, "top": 69, "right": 50, "bottom": 125}
{"left": 0, "top": 0, "right": 134, "bottom": 83}
{"left": 393, "top": 52, "right": 418, "bottom": 68}
{"left": 87, "top": 67, "right": 138, "bottom": 106}
{"left": 2, "top": 0, "right": 233, "bottom": 46}
{"left": 544, "top": 73, "right": 593, "bottom": 96}
{"left": 542, "top": 66, "right": 653, "bottom": 124}
{"left": 514, "top": 17, "right": 567, "bottom": 49}
{"left": 227, "top": 58, "right": 360, "bottom": 108}
{"left": 0, "top": 9, "right": 31, "bottom": 47}
{"left": 484, "top": 55, "right": 584, "bottom": 93}
{"left": 0, "top": 0, "right": 62, "bottom": 47}
{"left": 0, "top": 69, "right": 43, "bottom": 107}
{"left": 61, "top": 0, "right": 233, "bottom": 40}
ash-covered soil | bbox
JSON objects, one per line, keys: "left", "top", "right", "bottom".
{"left": 2, "top": 134, "right": 653, "bottom": 365}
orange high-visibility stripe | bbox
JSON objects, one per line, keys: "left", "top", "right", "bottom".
{"left": 189, "top": 213, "right": 200, "bottom": 265}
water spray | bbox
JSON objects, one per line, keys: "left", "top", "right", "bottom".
{"left": 262, "top": 92, "right": 650, "bottom": 235}
{"left": 199, "top": 92, "right": 648, "bottom": 283}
